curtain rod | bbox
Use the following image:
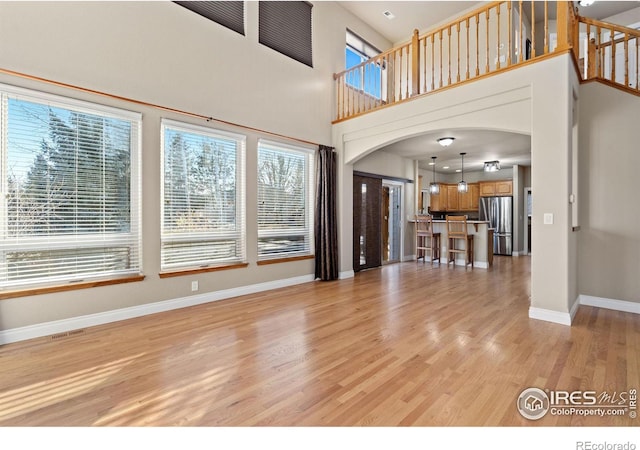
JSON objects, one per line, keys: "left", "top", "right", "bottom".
{"left": 0, "top": 67, "right": 321, "bottom": 147}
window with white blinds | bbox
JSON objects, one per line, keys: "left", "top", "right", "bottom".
{"left": 161, "top": 120, "right": 246, "bottom": 271}
{"left": 0, "top": 85, "right": 142, "bottom": 290}
{"left": 257, "top": 140, "right": 314, "bottom": 260}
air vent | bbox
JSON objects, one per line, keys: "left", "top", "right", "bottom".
{"left": 382, "top": 10, "right": 395, "bottom": 20}
{"left": 50, "top": 329, "right": 85, "bottom": 340}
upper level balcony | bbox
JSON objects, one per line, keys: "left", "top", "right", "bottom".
{"left": 333, "top": 1, "right": 640, "bottom": 123}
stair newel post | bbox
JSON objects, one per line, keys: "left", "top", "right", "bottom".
{"left": 411, "top": 29, "right": 420, "bottom": 96}
{"left": 556, "top": 1, "right": 570, "bottom": 52}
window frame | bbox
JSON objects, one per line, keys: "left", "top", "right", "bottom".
{"left": 160, "top": 119, "right": 246, "bottom": 274}
{"left": 0, "top": 83, "right": 142, "bottom": 292}
{"left": 345, "top": 30, "right": 384, "bottom": 99}
{"left": 256, "top": 139, "right": 314, "bottom": 262}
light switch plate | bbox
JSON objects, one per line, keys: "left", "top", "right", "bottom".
{"left": 544, "top": 213, "right": 554, "bottom": 225}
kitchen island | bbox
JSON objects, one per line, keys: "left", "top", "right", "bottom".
{"left": 416, "top": 219, "right": 493, "bottom": 268}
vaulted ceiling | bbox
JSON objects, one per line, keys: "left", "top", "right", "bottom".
{"left": 337, "top": 1, "right": 640, "bottom": 174}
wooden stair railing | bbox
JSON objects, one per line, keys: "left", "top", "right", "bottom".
{"left": 333, "top": 1, "right": 579, "bottom": 122}
{"left": 575, "top": 17, "right": 640, "bottom": 96}
{"left": 333, "top": 1, "right": 621, "bottom": 123}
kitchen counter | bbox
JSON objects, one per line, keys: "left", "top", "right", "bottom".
{"left": 432, "top": 219, "right": 488, "bottom": 232}
{"left": 411, "top": 219, "right": 492, "bottom": 268}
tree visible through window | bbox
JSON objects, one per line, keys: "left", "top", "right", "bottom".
{"left": 161, "top": 120, "right": 245, "bottom": 270}
{"left": 257, "top": 140, "right": 313, "bottom": 260}
{"left": 0, "top": 87, "right": 141, "bottom": 289}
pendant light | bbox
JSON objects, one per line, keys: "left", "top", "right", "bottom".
{"left": 429, "top": 156, "right": 440, "bottom": 194}
{"left": 458, "top": 152, "right": 468, "bottom": 193}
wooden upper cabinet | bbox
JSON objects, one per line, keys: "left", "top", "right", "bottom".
{"left": 446, "top": 184, "right": 459, "bottom": 211}
{"left": 459, "top": 183, "right": 479, "bottom": 211}
{"left": 495, "top": 180, "right": 513, "bottom": 195}
{"left": 479, "top": 180, "right": 512, "bottom": 197}
{"left": 430, "top": 183, "right": 479, "bottom": 211}
{"left": 479, "top": 182, "right": 496, "bottom": 196}
{"left": 430, "top": 184, "right": 446, "bottom": 212}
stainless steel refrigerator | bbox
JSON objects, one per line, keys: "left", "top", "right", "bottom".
{"left": 479, "top": 196, "right": 513, "bottom": 256}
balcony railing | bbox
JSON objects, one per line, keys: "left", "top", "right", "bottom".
{"left": 576, "top": 17, "right": 640, "bottom": 94}
{"left": 333, "top": 1, "right": 639, "bottom": 122}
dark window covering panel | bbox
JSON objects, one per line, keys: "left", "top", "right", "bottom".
{"left": 175, "top": 1, "right": 245, "bottom": 36}
{"left": 259, "top": 1, "right": 313, "bottom": 67}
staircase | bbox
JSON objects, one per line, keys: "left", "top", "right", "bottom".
{"left": 333, "top": 1, "right": 640, "bottom": 123}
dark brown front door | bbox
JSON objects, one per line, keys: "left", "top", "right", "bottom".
{"left": 353, "top": 175, "right": 382, "bottom": 272}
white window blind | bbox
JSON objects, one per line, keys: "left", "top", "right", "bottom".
{"left": 0, "top": 85, "right": 142, "bottom": 289}
{"left": 257, "top": 140, "right": 314, "bottom": 260}
{"left": 161, "top": 120, "right": 246, "bottom": 270}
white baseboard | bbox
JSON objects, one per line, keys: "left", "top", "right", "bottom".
{"left": 579, "top": 295, "right": 640, "bottom": 315}
{"left": 339, "top": 270, "right": 354, "bottom": 279}
{"left": 528, "top": 307, "right": 573, "bottom": 326}
{"left": 0, "top": 274, "right": 315, "bottom": 345}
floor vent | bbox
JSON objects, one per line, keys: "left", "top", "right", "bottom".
{"left": 50, "top": 329, "right": 85, "bottom": 340}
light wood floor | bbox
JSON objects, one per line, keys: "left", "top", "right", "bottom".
{"left": 0, "top": 256, "right": 638, "bottom": 426}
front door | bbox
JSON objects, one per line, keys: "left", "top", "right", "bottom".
{"left": 353, "top": 174, "right": 382, "bottom": 272}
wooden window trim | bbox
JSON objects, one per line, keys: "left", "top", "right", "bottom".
{"left": 159, "top": 262, "right": 249, "bottom": 278}
{"left": 0, "top": 274, "right": 146, "bottom": 300}
{"left": 257, "top": 255, "right": 314, "bottom": 266}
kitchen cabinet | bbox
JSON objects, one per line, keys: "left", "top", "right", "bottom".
{"left": 479, "top": 180, "right": 512, "bottom": 197}
{"left": 446, "top": 185, "right": 459, "bottom": 211}
{"left": 459, "top": 183, "right": 479, "bottom": 211}
{"left": 496, "top": 180, "right": 513, "bottom": 195}
{"left": 429, "top": 184, "right": 446, "bottom": 212}
{"left": 430, "top": 183, "right": 479, "bottom": 212}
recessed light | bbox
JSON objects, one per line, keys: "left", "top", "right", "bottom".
{"left": 443, "top": 166, "right": 450, "bottom": 170}
{"left": 455, "top": 169, "right": 462, "bottom": 173}
{"left": 382, "top": 10, "right": 395, "bottom": 20}
{"left": 428, "top": 162, "right": 435, "bottom": 166}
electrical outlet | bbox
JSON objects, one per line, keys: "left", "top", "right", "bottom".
{"left": 544, "top": 213, "right": 554, "bottom": 225}
{"left": 191, "top": 281, "right": 198, "bottom": 292}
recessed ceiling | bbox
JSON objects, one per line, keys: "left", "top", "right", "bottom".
{"left": 338, "top": 1, "right": 640, "bottom": 45}
{"left": 379, "top": 130, "right": 531, "bottom": 173}
{"left": 338, "top": 1, "right": 480, "bottom": 44}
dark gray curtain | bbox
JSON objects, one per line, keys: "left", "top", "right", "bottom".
{"left": 315, "top": 145, "right": 338, "bottom": 281}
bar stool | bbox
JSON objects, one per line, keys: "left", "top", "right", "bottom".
{"left": 415, "top": 215, "right": 441, "bottom": 264}
{"left": 446, "top": 215, "right": 474, "bottom": 268}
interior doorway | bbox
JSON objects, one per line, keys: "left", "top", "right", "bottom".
{"left": 382, "top": 182, "right": 403, "bottom": 264}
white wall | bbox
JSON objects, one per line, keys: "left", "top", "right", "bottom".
{"left": 333, "top": 54, "right": 575, "bottom": 320}
{"left": 353, "top": 150, "right": 416, "bottom": 260}
{"left": 578, "top": 82, "right": 640, "bottom": 304}
{"left": 0, "top": 1, "right": 391, "bottom": 333}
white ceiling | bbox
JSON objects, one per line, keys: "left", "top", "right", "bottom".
{"left": 338, "top": 1, "right": 639, "bottom": 173}
{"left": 339, "top": 1, "right": 480, "bottom": 44}
{"left": 380, "top": 129, "right": 531, "bottom": 173}
{"left": 339, "top": 1, "right": 640, "bottom": 44}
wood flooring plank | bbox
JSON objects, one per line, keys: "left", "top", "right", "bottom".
{"left": 0, "top": 256, "right": 638, "bottom": 426}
